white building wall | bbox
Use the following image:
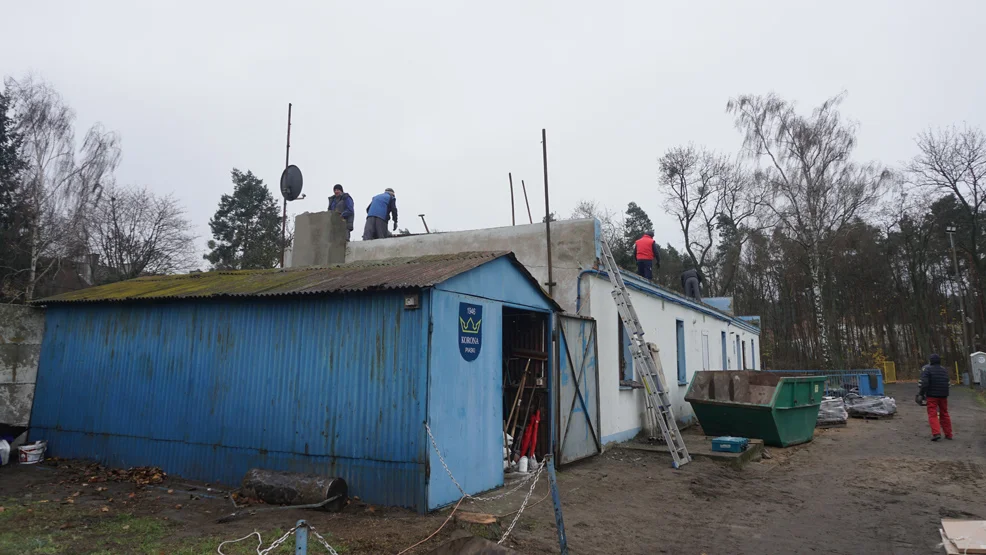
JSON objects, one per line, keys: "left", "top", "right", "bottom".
{"left": 583, "top": 274, "right": 761, "bottom": 445}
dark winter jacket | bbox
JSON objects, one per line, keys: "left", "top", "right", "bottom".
{"left": 328, "top": 193, "right": 355, "bottom": 229}
{"left": 919, "top": 364, "right": 950, "bottom": 398}
{"left": 680, "top": 268, "right": 703, "bottom": 289}
{"left": 366, "top": 192, "right": 398, "bottom": 224}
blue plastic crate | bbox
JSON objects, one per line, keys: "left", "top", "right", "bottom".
{"left": 711, "top": 436, "right": 749, "bottom": 453}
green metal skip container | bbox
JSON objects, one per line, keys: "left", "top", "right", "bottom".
{"left": 684, "top": 371, "right": 826, "bottom": 447}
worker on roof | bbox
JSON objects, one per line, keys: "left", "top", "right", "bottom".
{"left": 681, "top": 262, "right": 703, "bottom": 301}
{"left": 633, "top": 230, "right": 660, "bottom": 280}
{"left": 328, "top": 184, "right": 355, "bottom": 241}
{"left": 363, "top": 188, "right": 398, "bottom": 241}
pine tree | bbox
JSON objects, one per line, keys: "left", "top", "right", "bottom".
{"left": 204, "top": 169, "right": 282, "bottom": 270}
{"left": 0, "top": 88, "right": 29, "bottom": 300}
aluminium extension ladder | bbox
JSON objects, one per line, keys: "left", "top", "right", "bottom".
{"left": 599, "top": 237, "right": 691, "bottom": 468}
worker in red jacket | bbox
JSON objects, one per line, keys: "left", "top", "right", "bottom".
{"left": 633, "top": 230, "right": 660, "bottom": 280}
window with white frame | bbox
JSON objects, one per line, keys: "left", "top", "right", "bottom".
{"left": 701, "top": 332, "right": 710, "bottom": 371}
{"left": 618, "top": 318, "right": 634, "bottom": 384}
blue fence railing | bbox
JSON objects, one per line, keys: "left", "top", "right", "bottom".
{"left": 764, "top": 369, "right": 884, "bottom": 396}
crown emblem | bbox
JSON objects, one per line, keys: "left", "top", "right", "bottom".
{"left": 459, "top": 317, "right": 482, "bottom": 334}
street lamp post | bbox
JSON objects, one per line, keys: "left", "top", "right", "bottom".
{"left": 946, "top": 223, "right": 972, "bottom": 383}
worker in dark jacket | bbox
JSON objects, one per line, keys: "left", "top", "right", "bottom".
{"left": 363, "top": 188, "right": 398, "bottom": 241}
{"left": 328, "top": 184, "right": 355, "bottom": 241}
{"left": 633, "top": 231, "right": 660, "bottom": 279}
{"left": 681, "top": 266, "right": 703, "bottom": 300}
{"left": 919, "top": 353, "right": 952, "bottom": 441}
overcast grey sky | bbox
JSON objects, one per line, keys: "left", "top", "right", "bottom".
{"left": 4, "top": 1, "right": 985, "bottom": 257}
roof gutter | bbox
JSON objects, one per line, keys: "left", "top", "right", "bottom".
{"left": 576, "top": 269, "right": 761, "bottom": 335}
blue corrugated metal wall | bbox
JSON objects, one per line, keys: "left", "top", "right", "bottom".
{"left": 31, "top": 293, "right": 430, "bottom": 509}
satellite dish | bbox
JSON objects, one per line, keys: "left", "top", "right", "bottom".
{"left": 280, "top": 165, "right": 303, "bottom": 201}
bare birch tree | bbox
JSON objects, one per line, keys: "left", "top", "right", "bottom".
{"left": 727, "top": 92, "right": 889, "bottom": 367}
{"left": 6, "top": 75, "right": 121, "bottom": 300}
{"left": 89, "top": 185, "right": 197, "bottom": 281}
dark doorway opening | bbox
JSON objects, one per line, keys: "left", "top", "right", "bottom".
{"left": 501, "top": 307, "right": 550, "bottom": 476}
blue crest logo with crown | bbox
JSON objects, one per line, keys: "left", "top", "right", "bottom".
{"left": 458, "top": 303, "right": 483, "bottom": 361}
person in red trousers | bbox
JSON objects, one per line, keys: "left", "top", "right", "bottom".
{"left": 919, "top": 353, "right": 952, "bottom": 441}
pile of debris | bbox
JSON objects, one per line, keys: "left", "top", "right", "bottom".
{"left": 845, "top": 394, "right": 897, "bottom": 419}
{"left": 816, "top": 397, "right": 849, "bottom": 427}
{"left": 49, "top": 461, "right": 169, "bottom": 487}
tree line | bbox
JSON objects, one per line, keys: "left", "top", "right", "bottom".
{"left": 574, "top": 93, "right": 984, "bottom": 377}
{"left": 0, "top": 76, "right": 287, "bottom": 302}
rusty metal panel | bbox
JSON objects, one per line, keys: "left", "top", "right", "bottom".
{"left": 34, "top": 252, "right": 557, "bottom": 306}
{"left": 30, "top": 292, "right": 430, "bottom": 510}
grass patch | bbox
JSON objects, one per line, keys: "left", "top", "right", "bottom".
{"left": 0, "top": 499, "right": 348, "bottom": 554}
{"left": 0, "top": 500, "right": 169, "bottom": 554}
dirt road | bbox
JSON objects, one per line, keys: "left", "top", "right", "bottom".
{"left": 1, "top": 384, "right": 983, "bottom": 553}
{"left": 505, "top": 383, "right": 986, "bottom": 554}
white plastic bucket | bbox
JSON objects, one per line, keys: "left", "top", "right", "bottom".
{"left": 517, "top": 456, "right": 529, "bottom": 473}
{"left": 0, "top": 440, "right": 9, "bottom": 466}
{"left": 18, "top": 440, "right": 47, "bottom": 464}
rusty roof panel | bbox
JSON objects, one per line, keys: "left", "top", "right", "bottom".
{"left": 35, "top": 252, "right": 520, "bottom": 304}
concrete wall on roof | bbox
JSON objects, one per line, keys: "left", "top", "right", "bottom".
{"left": 0, "top": 305, "right": 45, "bottom": 427}
{"left": 346, "top": 219, "right": 599, "bottom": 313}
{"left": 291, "top": 211, "right": 347, "bottom": 267}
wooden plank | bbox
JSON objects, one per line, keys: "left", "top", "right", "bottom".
{"left": 942, "top": 520, "right": 986, "bottom": 554}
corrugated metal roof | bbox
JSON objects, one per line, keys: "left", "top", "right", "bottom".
{"left": 35, "top": 251, "right": 548, "bottom": 305}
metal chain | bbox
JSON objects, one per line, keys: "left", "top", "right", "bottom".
{"left": 217, "top": 522, "right": 340, "bottom": 555}
{"left": 425, "top": 423, "right": 537, "bottom": 502}
{"left": 307, "top": 523, "right": 342, "bottom": 555}
{"left": 497, "top": 462, "right": 544, "bottom": 545}
{"left": 258, "top": 525, "right": 300, "bottom": 555}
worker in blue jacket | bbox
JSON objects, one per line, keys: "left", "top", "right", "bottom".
{"left": 328, "top": 184, "right": 355, "bottom": 240}
{"left": 363, "top": 188, "right": 398, "bottom": 240}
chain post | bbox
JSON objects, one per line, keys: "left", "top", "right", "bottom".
{"left": 295, "top": 519, "right": 309, "bottom": 554}
{"left": 546, "top": 456, "right": 569, "bottom": 555}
